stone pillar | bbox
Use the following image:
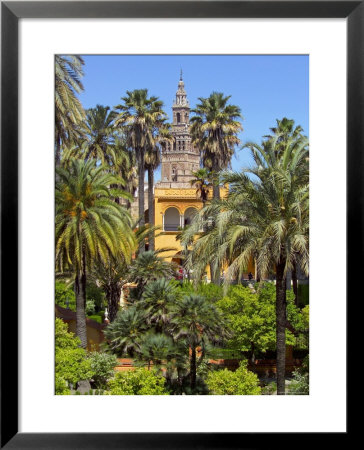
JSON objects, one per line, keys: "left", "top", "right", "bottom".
{"left": 162, "top": 213, "right": 165, "bottom": 231}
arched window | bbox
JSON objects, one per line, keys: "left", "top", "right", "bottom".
{"left": 172, "top": 166, "right": 177, "bottom": 181}
{"left": 176, "top": 112, "right": 181, "bottom": 123}
{"left": 164, "top": 207, "right": 180, "bottom": 231}
{"left": 184, "top": 207, "right": 197, "bottom": 227}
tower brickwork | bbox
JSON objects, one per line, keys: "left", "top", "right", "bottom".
{"left": 157, "top": 73, "right": 200, "bottom": 188}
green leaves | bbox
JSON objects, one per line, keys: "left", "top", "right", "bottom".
{"left": 105, "top": 369, "right": 168, "bottom": 395}
{"left": 217, "top": 283, "right": 306, "bottom": 353}
{"left": 190, "top": 92, "right": 243, "bottom": 174}
{"left": 206, "top": 361, "right": 261, "bottom": 395}
{"left": 55, "top": 319, "right": 93, "bottom": 394}
{"left": 55, "top": 158, "right": 136, "bottom": 274}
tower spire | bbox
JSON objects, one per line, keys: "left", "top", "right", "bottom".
{"left": 180, "top": 68, "right": 183, "bottom": 81}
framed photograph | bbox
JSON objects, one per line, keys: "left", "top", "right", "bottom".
{"left": 1, "top": 1, "right": 357, "bottom": 447}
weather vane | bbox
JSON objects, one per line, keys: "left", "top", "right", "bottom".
{"left": 180, "top": 68, "right": 183, "bottom": 81}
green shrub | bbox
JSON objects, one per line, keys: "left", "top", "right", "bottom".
{"left": 87, "top": 352, "right": 117, "bottom": 389}
{"left": 55, "top": 281, "right": 76, "bottom": 311}
{"left": 217, "top": 283, "right": 306, "bottom": 355}
{"left": 178, "top": 281, "right": 223, "bottom": 303}
{"left": 86, "top": 299, "right": 96, "bottom": 316}
{"left": 105, "top": 368, "right": 169, "bottom": 395}
{"left": 206, "top": 361, "right": 261, "bottom": 395}
{"left": 261, "top": 382, "right": 277, "bottom": 395}
{"left": 55, "top": 318, "right": 93, "bottom": 394}
{"left": 288, "top": 355, "right": 309, "bottom": 395}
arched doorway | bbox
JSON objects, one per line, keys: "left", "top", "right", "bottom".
{"left": 184, "top": 207, "right": 197, "bottom": 227}
{"left": 164, "top": 207, "right": 180, "bottom": 231}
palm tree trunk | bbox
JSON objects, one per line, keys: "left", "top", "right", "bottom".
{"left": 209, "top": 263, "right": 215, "bottom": 284}
{"left": 106, "top": 282, "right": 121, "bottom": 323}
{"left": 75, "top": 263, "right": 87, "bottom": 349}
{"left": 212, "top": 160, "right": 220, "bottom": 200}
{"left": 292, "top": 262, "right": 298, "bottom": 306}
{"left": 148, "top": 166, "right": 155, "bottom": 251}
{"left": 190, "top": 345, "right": 197, "bottom": 389}
{"left": 138, "top": 149, "right": 145, "bottom": 252}
{"left": 276, "top": 259, "right": 287, "bottom": 395}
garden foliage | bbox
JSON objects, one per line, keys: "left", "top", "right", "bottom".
{"left": 55, "top": 318, "right": 93, "bottom": 394}
{"left": 87, "top": 352, "right": 118, "bottom": 389}
{"left": 55, "top": 281, "right": 76, "bottom": 311}
{"left": 206, "top": 361, "right": 261, "bottom": 395}
{"left": 106, "top": 368, "right": 168, "bottom": 395}
{"left": 217, "top": 283, "right": 307, "bottom": 356}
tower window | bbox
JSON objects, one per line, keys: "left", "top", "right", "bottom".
{"left": 176, "top": 112, "right": 181, "bottom": 123}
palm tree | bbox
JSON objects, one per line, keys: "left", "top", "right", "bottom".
{"left": 264, "top": 117, "right": 304, "bottom": 158}
{"left": 107, "top": 143, "right": 138, "bottom": 209}
{"left": 114, "top": 89, "right": 166, "bottom": 247}
{"left": 104, "top": 306, "right": 147, "bottom": 356}
{"left": 145, "top": 125, "right": 173, "bottom": 251}
{"left": 183, "top": 124, "right": 309, "bottom": 394}
{"left": 190, "top": 168, "right": 212, "bottom": 205}
{"left": 170, "top": 294, "right": 227, "bottom": 390}
{"left": 89, "top": 224, "right": 160, "bottom": 322}
{"left": 81, "top": 105, "right": 117, "bottom": 163}
{"left": 245, "top": 118, "right": 309, "bottom": 303}
{"left": 128, "top": 250, "right": 176, "bottom": 300}
{"left": 55, "top": 159, "right": 136, "bottom": 347}
{"left": 139, "top": 279, "right": 179, "bottom": 333}
{"left": 55, "top": 55, "right": 86, "bottom": 166}
{"left": 190, "top": 92, "right": 242, "bottom": 200}
{"left": 137, "top": 332, "right": 177, "bottom": 373}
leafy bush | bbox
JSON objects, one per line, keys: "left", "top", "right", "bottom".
{"left": 288, "top": 355, "right": 309, "bottom": 395}
{"left": 261, "top": 382, "right": 277, "bottom": 395}
{"left": 105, "top": 368, "right": 169, "bottom": 395}
{"left": 86, "top": 299, "right": 96, "bottom": 316}
{"left": 206, "top": 361, "right": 261, "bottom": 395}
{"left": 217, "top": 283, "right": 306, "bottom": 356}
{"left": 87, "top": 352, "right": 117, "bottom": 389}
{"left": 178, "top": 281, "right": 223, "bottom": 303}
{"left": 55, "top": 318, "right": 93, "bottom": 395}
{"left": 55, "top": 281, "right": 76, "bottom": 311}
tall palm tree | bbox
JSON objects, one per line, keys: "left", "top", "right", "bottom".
{"left": 107, "top": 142, "right": 138, "bottom": 209}
{"left": 145, "top": 125, "right": 173, "bottom": 251}
{"left": 55, "top": 159, "right": 136, "bottom": 347}
{"left": 182, "top": 125, "right": 309, "bottom": 394}
{"left": 114, "top": 89, "right": 166, "bottom": 247}
{"left": 55, "top": 55, "right": 86, "bottom": 166}
{"left": 81, "top": 105, "right": 117, "bottom": 163}
{"left": 190, "top": 168, "right": 212, "bottom": 205}
{"left": 245, "top": 118, "right": 309, "bottom": 303}
{"left": 89, "top": 223, "right": 158, "bottom": 322}
{"left": 190, "top": 92, "right": 242, "bottom": 200}
{"left": 170, "top": 294, "right": 227, "bottom": 390}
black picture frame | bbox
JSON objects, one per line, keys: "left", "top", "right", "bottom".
{"left": 1, "top": 1, "right": 357, "bottom": 448}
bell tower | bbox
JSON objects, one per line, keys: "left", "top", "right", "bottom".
{"left": 159, "top": 71, "right": 200, "bottom": 187}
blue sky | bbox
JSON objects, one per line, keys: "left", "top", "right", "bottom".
{"left": 79, "top": 55, "right": 309, "bottom": 181}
